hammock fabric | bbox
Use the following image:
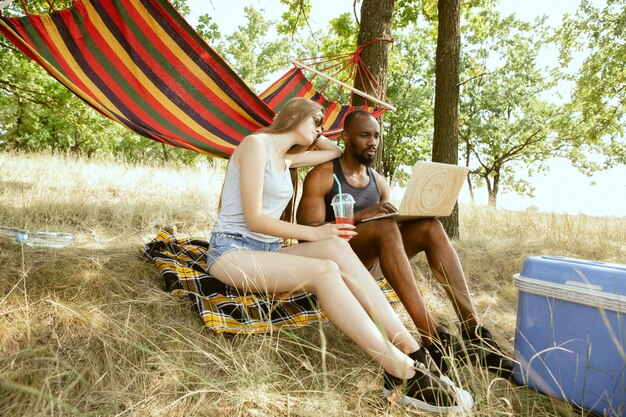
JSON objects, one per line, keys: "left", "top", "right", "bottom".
{"left": 260, "top": 66, "right": 386, "bottom": 137}
{"left": 0, "top": 0, "right": 277, "bottom": 158}
{"left": 141, "top": 229, "right": 400, "bottom": 334}
{"left": 0, "top": 0, "right": 391, "bottom": 158}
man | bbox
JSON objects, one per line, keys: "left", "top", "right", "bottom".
{"left": 296, "top": 109, "right": 513, "bottom": 376}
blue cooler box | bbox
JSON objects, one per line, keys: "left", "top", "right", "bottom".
{"left": 513, "top": 256, "right": 626, "bottom": 417}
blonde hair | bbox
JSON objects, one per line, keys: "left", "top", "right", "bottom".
{"left": 259, "top": 98, "right": 324, "bottom": 135}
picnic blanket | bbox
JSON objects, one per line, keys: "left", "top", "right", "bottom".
{"left": 141, "top": 229, "right": 399, "bottom": 334}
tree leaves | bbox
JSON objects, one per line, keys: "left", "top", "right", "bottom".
{"left": 557, "top": 0, "right": 626, "bottom": 169}
{"left": 459, "top": 10, "right": 562, "bottom": 206}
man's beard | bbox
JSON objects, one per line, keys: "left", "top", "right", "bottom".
{"left": 355, "top": 149, "right": 376, "bottom": 166}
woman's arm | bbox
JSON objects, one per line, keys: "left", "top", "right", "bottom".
{"left": 287, "top": 136, "right": 341, "bottom": 168}
{"left": 238, "top": 136, "right": 353, "bottom": 241}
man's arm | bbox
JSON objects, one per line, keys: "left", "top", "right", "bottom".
{"left": 296, "top": 162, "right": 335, "bottom": 226}
{"left": 373, "top": 170, "right": 391, "bottom": 202}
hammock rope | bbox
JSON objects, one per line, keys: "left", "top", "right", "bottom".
{"left": 293, "top": 37, "right": 395, "bottom": 109}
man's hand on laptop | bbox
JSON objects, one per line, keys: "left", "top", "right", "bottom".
{"left": 356, "top": 202, "right": 398, "bottom": 223}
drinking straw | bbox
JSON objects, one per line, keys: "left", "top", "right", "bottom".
{"left": 333, "top": 174, "right": 344, "bottom": 217}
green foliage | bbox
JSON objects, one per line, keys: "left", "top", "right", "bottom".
{"left": 195, "top": 14, "right": 222, "bottom": 44}
{"left": 394, "top": 0, "right": 437, "bottom": 27}
{"left": 557, "top": 0, "right": 626, "bottom": 168}
{"left": 380, "top": 26, "right": 435, "bottom": 183}
{"left": 277, "top": 0, "right": 313, "bottom": 35}
{"left": 214, "top": 6, "right": 292, "bottom": 88}
{"left": 459, "top": 11, "right": 563, "bottom": 206}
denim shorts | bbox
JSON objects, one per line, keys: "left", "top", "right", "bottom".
{"left": 206, "top": 232, "right": 282, "bottom": 273}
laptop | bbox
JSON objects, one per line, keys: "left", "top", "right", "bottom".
{"left": 361, "top": 161, "right": 469, "bottom": 222}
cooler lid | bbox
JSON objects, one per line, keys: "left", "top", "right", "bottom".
{"left": 520, "top": 256, "right": 626, "bottom": 297}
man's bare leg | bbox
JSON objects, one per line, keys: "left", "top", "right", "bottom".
{"left": 349, "top": 218, "right": 440, "bottom": 338}
{"left": 399, "top": 218, "right": 479, "bottom": 332}
{"left": 399, "top": 219, "right": 514, "bottom": 376}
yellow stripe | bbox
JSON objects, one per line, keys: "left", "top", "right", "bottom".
{"left": 42, "top": 15, "right": 134, "bottom": 118}
{"left": 324, "top": 106, "right": 342, "bottom": 128}
{"left": 258, "top": 71, "right": 292, "bottom": 99}
{"left": 81, "top": 0, "right": 236, "bottom": 151}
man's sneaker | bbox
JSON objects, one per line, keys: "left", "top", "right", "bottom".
{"left": 461, "top": 325, "right": 514, "bottom": 378}
{"left": 408, "top": 343, "right": 442, "bottom": 376}
{"left": 383, "top": 348, "right": 474, "bottom": 413}
{"left": 421, "top": 325, "right": 457, "bottom": 373}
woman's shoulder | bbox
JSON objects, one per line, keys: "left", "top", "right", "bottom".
{"left": 240, "top": 133, "right": 268, "bottom": 145}
{"left": 231, "top": 135, "right": 270, "bottom": 168}
{"left": 238, "top": 133, "right": 270, "bottom": 154}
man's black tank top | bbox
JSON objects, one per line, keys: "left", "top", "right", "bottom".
{"left": 324, "top": 158, "right": 381, "bottom": 222}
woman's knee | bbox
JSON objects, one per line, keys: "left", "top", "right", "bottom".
{"left": 305, "top": 258, "right": 342, "bottom": 291}
{"left": 314, "top": 237, "right": 355, "bottom": 260}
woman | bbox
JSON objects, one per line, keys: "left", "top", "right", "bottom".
{"left": 207, "top": 98, "right": 473, "bottom": 412}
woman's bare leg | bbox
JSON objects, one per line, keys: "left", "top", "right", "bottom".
{"left": 208, "top": 246, "right": 416, "bottom": 379}
{"left": 281, "top": 238, "right": 420, "bottom": 354}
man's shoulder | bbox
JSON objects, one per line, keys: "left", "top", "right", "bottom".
{"left": 305, "top": 159, "right": 336, "bottom": 179}
{"left": 368, "top": 167, "right": 388, "bottom": 182}
{"left": 302, "top": 159, "right": 336, "bottom": 196}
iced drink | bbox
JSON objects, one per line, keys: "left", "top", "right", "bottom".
{"left": 331, "top": 193, "right": 355, "bottom": 240}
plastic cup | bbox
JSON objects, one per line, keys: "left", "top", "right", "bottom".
{"left": 331, "top": 193, "right": 355, "bottom": 239}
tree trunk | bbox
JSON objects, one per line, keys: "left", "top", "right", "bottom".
{"left": 488, "top": 189, "right": 497, "bottom": 207}
{"left": 467, "top": 177, "right": 475, "bottom": 204}
{"left": 433, "top": 0, "right": 462, "bottom": 238}
{"left": 353, "top": 0, "right": 395, "bottom": 173}
{"left": 488, "top": 171, "right": 499, "bottom": 207}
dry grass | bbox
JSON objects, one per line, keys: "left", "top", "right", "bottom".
{"left": 0, "top": 151, "right": 624, "bottom": 416}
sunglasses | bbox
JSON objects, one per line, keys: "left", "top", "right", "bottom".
{"left": 312, "top": 114, "right": 324, "bottom": 128}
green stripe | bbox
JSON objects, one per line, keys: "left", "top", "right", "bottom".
{"left": 14, "top": 16, "right": 70, "bottom": 82}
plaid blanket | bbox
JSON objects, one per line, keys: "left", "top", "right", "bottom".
{"left": 141, "top": 229, "right": 399, "bottom": 334}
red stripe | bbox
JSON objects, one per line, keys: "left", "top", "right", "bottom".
{"left": 16, "top": 12, "right": 99, "bottom": 103}
{"left": 259, "top": 66, "right": 296, "bottom": 99}
{"left": 264, "top": 69, "right": 307, "bottom": 108}
{"left": 124, "top": 1, "right": 261, "bottom": 135}
{"left": 76, "top": 2, "right": 209, "bottom": 148}
{"left": 78, "top": 2, "right": 233, "bottom": 153}
{"left": 323, "top": 101, "right": 341, "bottom": 128}
{"left": 0, "top": 19, "right": 47, "bottom": 67}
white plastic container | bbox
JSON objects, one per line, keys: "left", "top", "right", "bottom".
{"left": 0, "top": 226, "right": 75, "bottom": 248}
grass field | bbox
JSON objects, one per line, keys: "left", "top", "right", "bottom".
{"left": 1, "top": 152, "right": 624, "bottom": 416}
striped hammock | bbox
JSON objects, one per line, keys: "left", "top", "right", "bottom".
{"left": 0, "top": 0, "right": 276, "bottom": 158}
{"left": 0, "top": 0, "right": 391, "bottom": 158}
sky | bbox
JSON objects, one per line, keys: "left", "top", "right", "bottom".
{"left": 185, "top": 0, "right": 625, "bottom": 217}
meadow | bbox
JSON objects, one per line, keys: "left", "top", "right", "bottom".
{"left": 1, "top": 152, "right": 624, "bottom": 416}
